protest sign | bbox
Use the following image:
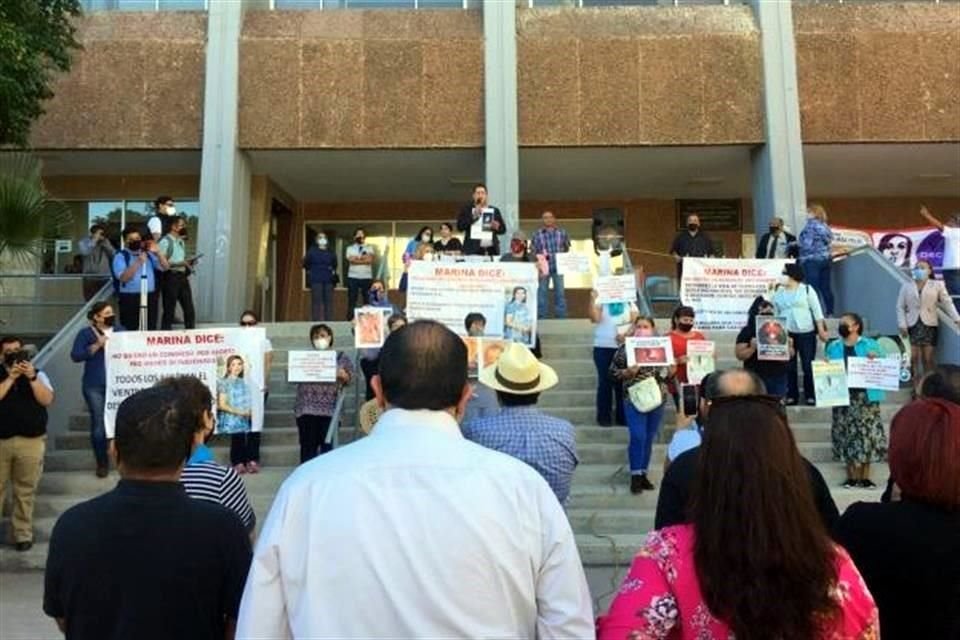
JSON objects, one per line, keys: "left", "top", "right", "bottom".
{"left": 813, "top": 361, "right": 849, "bottom": 407}
{"left": 832, "top": 225, "right": 945, "bottom": 272}
{"left": 480, "top": 339, "right": 506, "bottom": 370}
{"left": 681, "top": 258, "right": 791, "bottom": 331}
{"left": 846, "top": 356, "right": 901, "bottom": 391}
{"left": 407, "top": 261, "right": 538, "bottom": 347}
{"left": 594, "top": 274, "right": 637, "bottom": 304}
{"left": 686, "top": 340, "right": 715, "bottom": 384}
{"left": 756, "top": 317, "right": 790, "bottom": 361}
{"left": 288, "top": 350, "right": 337, "bottom": 383}
{"left": 105, "top": 328, "right": 267, "bottom": 438}
{"left": 556, "top": 252, "right": 591, "bottom": 276}
{"left": 355, "top": 306, "right": 387, "bottom": 349}
{"left": 625, "top": 336, "right": 675, "bottom": 367}
{"left": 463, "top": 337, "right": 481, "bottom": 379}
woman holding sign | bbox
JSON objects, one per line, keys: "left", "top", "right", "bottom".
{"left": 826, "top": 313, "right": 887, "bottom": 489}
{"left": 667, "top": 306, "right": 707, "bottom": 409}
{"left": 772, "top": 264, "right": 830, "bottom": 406}
{"left": 218, "top": 355, "right": 255, "bottom": 475}
{"left": 609, "top": 316, "right": 673, "bottom": 494}
{"left": 295, "top": 324, "right": 353, "bottom": 463}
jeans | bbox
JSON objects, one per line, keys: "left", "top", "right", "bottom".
{"left": 346, "top": 278, "right": 372, "bottom": 321}
{"left": 944, "top": 269, "right": 960, "bottom": 300}
{"left": 82, "top": 385, "right": 108, "bottom": 468}
{"left": 230, "top": 432, "right": 261, "bottom": 465}
{"left": 297, "top": 415, "right": 333, "bottom": 463}
{"left": 537, "top": 272, "right": 567, "bottom": 319}
{"left": 160, "top": 271, "right": 196, "bottom": 330}
{"left": 593, "top": 347, "right": 625, "bottom": 425}
{"left": 788, "top": 331, "right": 818, "bottom": 403}
{"left": 310, "top": 282, "right": 334, "bottom": 321}
{"left": 801, "top": 258, "right": 834, "bottom": 316}
{"left": 760, "top": 372, "right": 789, "bottom": 399}
{"left": 623, "top": 399, "right": 665, "bottom": 473}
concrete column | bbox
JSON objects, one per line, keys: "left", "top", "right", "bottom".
{"left": 483, "top": 0, "right": 520, "bottom": 235}
{"left": 750, "top": 0, "right": 807, "bottom": 238}
{"left": 196, "top": 0, "right": 251, "bottom": 323}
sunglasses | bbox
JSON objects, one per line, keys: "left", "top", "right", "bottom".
{"left": 240, "top": 321, "right": 256, "bottom": 327}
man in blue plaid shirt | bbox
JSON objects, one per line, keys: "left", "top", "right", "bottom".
{"left": 462, "top": 343, "right": 578, "bottom": 505}
{"left": 532, "top": 211, "right": 571, "bottom": 320}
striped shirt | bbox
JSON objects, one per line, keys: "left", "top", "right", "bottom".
{"left": 180, "top": 462, "right": 256, "bottom": 532}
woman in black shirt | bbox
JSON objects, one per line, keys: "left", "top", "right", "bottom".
{"left": 433, "top": 222, "right": 462, "bottom": 256}
{"left": 834, "top": 398, "right": 960, "bottom": 640}
{"left": 734, "top": 296, "right": 792, "bottom": 399}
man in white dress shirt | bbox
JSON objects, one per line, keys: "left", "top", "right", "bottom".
{"left": 237, "top": 321, "right": 593, "bottom": 640}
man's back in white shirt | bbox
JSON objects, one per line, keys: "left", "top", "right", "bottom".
{"left": 237, "top": 408, "right": 594, "bottom": 639}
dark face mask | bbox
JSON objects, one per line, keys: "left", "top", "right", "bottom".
{"left": 687, "top": 223, "right": 700, "bottom": 233}
{"left": 677, "top": 322, "right": 694, "bottom": 333}
{"left": 838, "top": 324, "right": 852, "bottom": 339}
{"left": 100, "top": 315, "right": 116, "bottom": 328}
{"left": 127, "top": 240, "right": 142, "bottom": 252}
{"left": 355, "top": 236, "right": 364, "bottom": 245}
{"left": 769, "top": 227, "right": 780, "bottom": 234}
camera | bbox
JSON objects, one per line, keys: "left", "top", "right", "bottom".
{"left": 3, "top": 350, "right": 30, "bottom": 368}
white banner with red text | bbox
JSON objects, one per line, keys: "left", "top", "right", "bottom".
{"left": 406, "top": 261, "right": 539, "bottom": 347}
{"left": 680, "top": 258, "right": 792, "bottom": 331}
{"left": 105, "top": 328, "right": 267, "bottom": 438}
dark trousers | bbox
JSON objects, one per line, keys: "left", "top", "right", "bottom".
{"left": 346, "top": 278, "right": 372, "bottom": 320}
{"left": 360, "top": 357, "right": 379, "bottom": 401}
{"left": 82, "top": 385, "right": 108, "bottom": 468}
{"left": 801, "top": 258, "right": 834, "bottom": 316}
{"left": 118, "top": 291, "right": 159, "bottom": 331}
{"left": 230, "top": 432, "right": 261, "bottom": 465}
{"left": 760, "top": 372, "right": 789, "bottom": 399}
{"left": 160, "top": 271, "right": 196, "bottom": 330}
{"left": 787, "top": 331, "right": 817, "bottom": 403}
{"left": 593, "top": 347, "right": 625, "bottom": 426}
{"left": 310, "top": 282, "right": 334, "bottom": 321}
{"left": 296, "top": 415, "right": 333, "bottom": 463}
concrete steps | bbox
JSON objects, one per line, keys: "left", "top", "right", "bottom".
{"left": 3, "top": 319, "right": 905, "bottom": 572}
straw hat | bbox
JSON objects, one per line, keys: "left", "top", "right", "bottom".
{"left": 478, "top": 342, "right": 558, "bottom": 395}
{"left": 358, "top": 399, "right": 383, "bottom": 435}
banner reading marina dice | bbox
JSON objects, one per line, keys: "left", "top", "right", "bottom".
{"left": 680, "top": 258, "right": 792, "bottom": 331}
{"left": 105, "top": 328, "right": 267, "bottom": 438}
{"left": 407, "top": 261, "right": 539, "bottom": 347}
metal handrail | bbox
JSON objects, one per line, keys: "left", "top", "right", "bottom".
{"left": 33, "top": 282, "right": 113, "bottom": 368}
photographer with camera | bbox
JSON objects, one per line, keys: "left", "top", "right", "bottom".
{"left": 78, "top": 224, "right": 116, "bottom": 301}
{"left": 0, "top": 336, "right": 55, "bottom": 552}
{"left": 158, "top": 216, "right": 197, "bottom": 330}
{"left": 112, "top": 225, "right": 169, "bottom": 331}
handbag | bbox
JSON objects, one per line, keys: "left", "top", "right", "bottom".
{"left": 628, "top": 375, "right": 663, "bottom": 413}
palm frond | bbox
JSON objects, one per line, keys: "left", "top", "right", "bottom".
{"left": 0, "top": 152, "right": 71, "bottom": 262}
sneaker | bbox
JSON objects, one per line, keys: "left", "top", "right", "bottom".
{"left": 785, "top": 398, "right": 799, "bottom": 406}
{"left": 246, "top": 461, "right": 261, "bottom": 474}
{"left": 842, "top": 479, "right": 858, "bottom": 489}
{"left": 233, "top": 464, "right": 247, "bottom": 475}
{"left": 637, "top": 474, "right": 655, "bottom": 491}
{"left": 859, "top": 479, "right": 877, "bottom": 489}
{"left": 14, "top": 541, "right": 32, "bottom": 552}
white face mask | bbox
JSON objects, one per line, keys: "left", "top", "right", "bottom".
{"left": 420, "top": 233, "right": 431, "bottom": 243}
{"left": 317, "top": 236, "right": 328, "bottom": 248}
{"left": 166, "top": 206, "right": 176, "bottom": 216}
{"left": 314, "top": 338, "right": 330, "bottom": 350}
{"left": 780, "top": 275, "right": 791, "bottom": 285}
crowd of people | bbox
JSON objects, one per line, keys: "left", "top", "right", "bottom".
{"left": 26, "top": 319, "right": 958, "bottom": 639}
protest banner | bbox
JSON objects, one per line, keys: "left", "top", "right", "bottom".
{"left": 355, "top": 306, "right": 387, "bottom": 349}
{"left": 288, "top": 350, "right": 337, "bottom": 383}
{"left": 556, "top": 252, "right": 591, "bottom": 276}
{"left": 594, "top": 274, "right": 637, "bottom": 304}
{"left": 680, "top": 258, "right": 791, "bottom": 331}
{"left": 812, "top": 361, "right": 849, "bottom": 407}
{"left": 756, "top": 317, "right": 790, "bottom": 361}
{"left": 407, "top": 261, "right": 538, "bottom": 347}
{"left": 832, "top": 225, "right": 945, "bottom": 272}
{"left": 686, "top": 340, "right": 715, "bottom": 384}
{"left": 105, "top": 328, "right": 267, "bottom": 438}
{"left": 625, "top": 336, "right": 675, "bottom": 367}
{"left": 846, "top": 356, "right": 901, "bottom": 391}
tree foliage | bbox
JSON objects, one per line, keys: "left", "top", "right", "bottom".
{"left": 0, "top": 153, "right": 71, "bottom": 263}
{"left": 0, "top": 0, "right": 82, "bottom": 147}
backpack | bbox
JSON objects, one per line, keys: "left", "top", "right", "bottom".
{"left": 111, "top": 250, "right": 133, "bottom": 297}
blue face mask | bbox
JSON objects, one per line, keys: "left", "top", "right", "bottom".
{"left": 913, "top": 268, "right": 929, "bottom": 281}
{"left": 607, "top": 302, "right": 625, "bottom": 316}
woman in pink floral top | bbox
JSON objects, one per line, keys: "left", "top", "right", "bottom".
{"left": 294, "top": 324, "right": 353, "bottom": 464}
{"left": 598, "top": 394, "right": 879, "bottom": 640}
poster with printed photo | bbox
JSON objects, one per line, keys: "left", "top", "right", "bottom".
{"left": 355, "top": 306, "right": 387, "bottom": 349}
{"left": 625, "top": 336, "right": 675, "bottom": 367}
{"left": 105, "top": 328, "right": 267, "bottom": 438}
{"left": 757, "top": 317, "right": 790, "bottom": 361}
